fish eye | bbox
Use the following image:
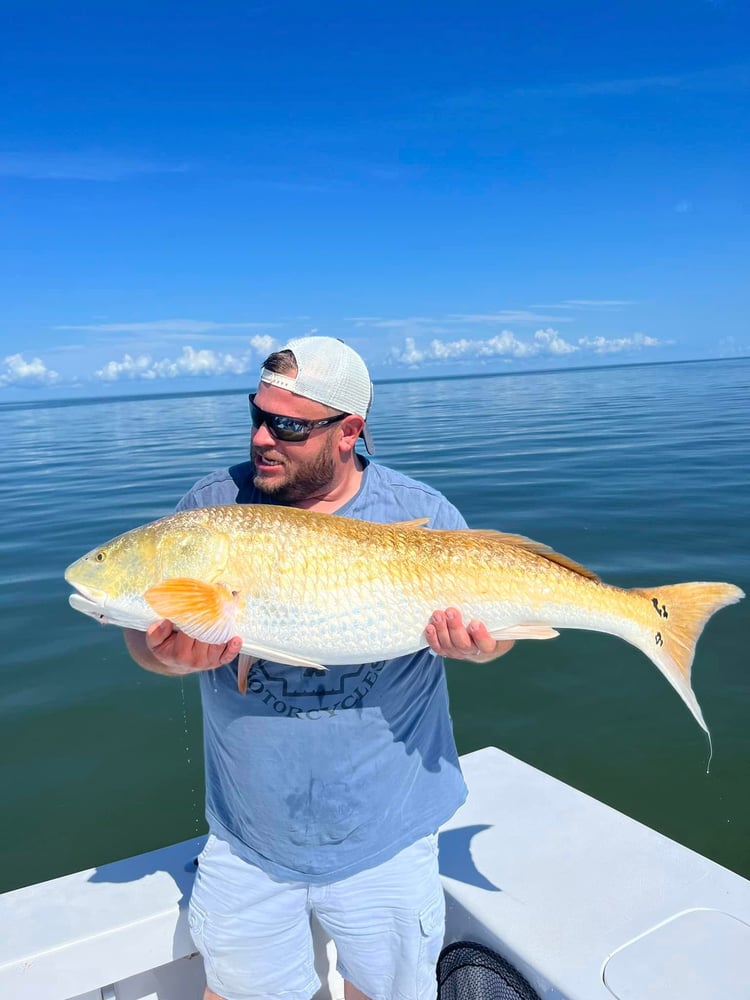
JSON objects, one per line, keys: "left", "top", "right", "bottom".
{"left": 95, "top": 551, "right": 106, "bottom": 562}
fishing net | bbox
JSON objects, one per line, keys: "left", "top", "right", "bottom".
{"left": 437, "top": 941, "right": 541, "bottom": 1000}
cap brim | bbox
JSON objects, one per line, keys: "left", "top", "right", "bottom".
{"left": 360, "top": 422, "right": 375, "bottom": 455}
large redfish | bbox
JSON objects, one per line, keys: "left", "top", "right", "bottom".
{"left": 64, "top": 504, "right": 743, "bottom": 734}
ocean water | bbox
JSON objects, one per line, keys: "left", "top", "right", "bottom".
{"left": 1, "top": 358, "right": 748, "bottom": 893}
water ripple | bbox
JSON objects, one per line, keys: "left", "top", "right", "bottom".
{"left": 2, "top": 359, "right": 748, "bottom": 889}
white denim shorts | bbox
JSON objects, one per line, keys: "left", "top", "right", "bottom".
{"left": 188, "top": 832, "right": 445, "bottom": 1000}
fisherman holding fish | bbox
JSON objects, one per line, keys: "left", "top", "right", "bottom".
{"left": 122, "top": 337, "right": 515, "bottom": 1000}
{"left": 67, "top": 336, "right": 743, "bottom": 998}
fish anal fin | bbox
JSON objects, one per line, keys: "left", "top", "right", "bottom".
{"left": 145, "top": 578, "right": 240, "bottom": 646}
{"left": 459, "top": 529, "right": 600, "bottom": 582}
{"left": 489, "top": 625, "right": 560, "bottom": 641}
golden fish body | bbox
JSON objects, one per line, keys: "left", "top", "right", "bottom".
{"left": 65, "top": 504, "right": 744, "bottom": 733}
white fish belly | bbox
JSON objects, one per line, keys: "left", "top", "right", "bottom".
{"left": 236, "top": 587, "right": 550, "bottom": 664}
{"left": 69, "top": 593, "right": 159, "bottom": 633}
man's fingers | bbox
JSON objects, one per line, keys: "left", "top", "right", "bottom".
{"left": 427, "top": 610, "right": 448, "bottom": 650}
{"left": 467, "top": 620, "right": 496, "bottom": 655}
{"left": 219, "top": 637, "right": 243, "bottom": 666}
{"left": 444, "top": 607, "right": 475, "bottom": 653}
{"left": 427, "top": 609, "right": 465, "bottom": 652}
{"left": 426, "top": 609, "right": 514, "bottom": 661}
{"left": 427, "top": 608, "right": 476, "bottom": 656}
{"left": 179, "top": 632, "right": 237, "bottom": 670}
{"left": 146, "top": 619, "right": 174, "bottom": 650}
{"left": 144, "top": 621, "right": 242, "bottom": 672}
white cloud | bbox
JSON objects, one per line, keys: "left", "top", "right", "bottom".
{"left": 448, "top": 310, "right": 574, "bottom": 325}
{"left": 428, "top": 337, "right": 474, "bottom": 360}
{"left": 360, "top": 316, "right": 436, "bottom": 330}
{"left": 561, "top": 74, "right": 684, "bottom": 96}
{"left": 96, "top": 354, "right": 154, "bottom": 381}
{"left": 576, "top": 333, "right": 665, "bottom": 354}
{"left": 561, "top": 300, "right": 634, "bottom": 308}
{"left": 389, "top": 328, "right": 578, "bottom": 365}
{"left": 515, "top": 65, "right": 749, "bottom": 99}
{"left": 150, "top": 346, "right": 247, "bottom": 379}
{"left": 528, "top": 300, "right": 635, "bottom": 310}
{"left": 393, "top": 337, "right": 428, "bottom": 365}
{"left": 533, "top": 328, "right": 579, "bottom": 355}
{"left": 56, "top": 319, "right": 279, "bottom": 334}
{"left": 390, "top": 328, "right": 666, "bottom": 367}
{"left": 350, "top": 304, "right": 636, "bottom": 336}
{"left": 0, "top": 353, "right": 60, "bottom": 387}
{"left": 94, "top": 340, "right": 280, "bottom": 383}
{"left": 352, "top": 310, "right": 573, "bottom": 331}
{"left": 718, "top": 336, "right": 750, "bottom": 358}
{"left": 95, "top": 347, "right": 244, "bottom": 382}
{"left": 249, "top": 334, "right": 280, "bottom": 357}
{"left": 0, "top": 151, "right": 188, "bottom": 182}
{"left": 478, "top": 330, "right": 540, "bottom": 358}
{"left": 346, "top": 316, "right": 386, "bottom": 326}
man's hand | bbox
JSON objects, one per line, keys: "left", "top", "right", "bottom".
{"left": 124, "top": 621, "right": 243, "bottom": 676}
{"left": 425, "top": 607, "right": 514, "bottom": 663}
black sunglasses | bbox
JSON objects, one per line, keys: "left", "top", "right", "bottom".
{"left": 248, "top": 394, "right": 347, "bottom": 442}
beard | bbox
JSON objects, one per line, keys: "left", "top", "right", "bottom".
{"left": 252, "top": 437, "right": 337, "bottom": 504}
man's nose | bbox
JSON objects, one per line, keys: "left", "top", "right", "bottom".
{"left": 252, "top": 421, "right": 276, "bottom": 447}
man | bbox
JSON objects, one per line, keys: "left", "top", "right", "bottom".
{"left": 124, "top": 336, "right": 513, "bottom": 1000}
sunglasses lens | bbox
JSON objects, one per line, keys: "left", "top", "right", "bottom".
{"left": 271, "top": 419, "right": 307, "bottom": 442}
{"left": 249, "top": 399, "right": 264, "bottom": 430}
{"left": 249, "top": 397, "right": 309, "bottom": 442}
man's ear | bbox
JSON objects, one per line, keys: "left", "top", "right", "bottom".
{"left": 337, "top": 415, "right": 364, "bottom": 454}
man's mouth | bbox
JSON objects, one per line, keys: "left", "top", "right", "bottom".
{"left": 254, "top": 452, "right": 285, "bottom": 469}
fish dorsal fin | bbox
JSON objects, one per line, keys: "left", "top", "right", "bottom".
{"left": 392, "top": 517, "right": 430, "bottom": 528}
{"left": 461, "top": 529, "right": 601, "bottom": 582}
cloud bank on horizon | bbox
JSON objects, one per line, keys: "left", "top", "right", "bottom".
{"left": 1, "top": 310, "right": 678, "bottom": 394}
{"left": 4, "top": 294, "right": 750, "bottom": 395}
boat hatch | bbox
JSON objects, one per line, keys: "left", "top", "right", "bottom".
{"left": 603, "top": 908, "right": 750, "bottom": 999}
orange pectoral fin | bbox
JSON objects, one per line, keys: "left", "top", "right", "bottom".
{"left": 145, "top": 578, "right": 241, "bottom": 646}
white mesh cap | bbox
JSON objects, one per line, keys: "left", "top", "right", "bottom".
{"left": 259, "top": 336, "right": 375, "bottom": 453}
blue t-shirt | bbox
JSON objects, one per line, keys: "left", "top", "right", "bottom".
{"left": 177, "top": 459, "right": 469, "bottom": 882}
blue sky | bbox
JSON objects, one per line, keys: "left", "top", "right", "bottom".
{"left": 1, "top": 0, "right": 748, "bottom": 399}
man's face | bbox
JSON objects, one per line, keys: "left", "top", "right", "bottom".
{"left": 250, "top": 383, "right": 341, "bottom": 504}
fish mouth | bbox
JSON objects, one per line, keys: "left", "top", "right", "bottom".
{"left": 65, "top": 579, "right": 108, "bottom": 604}
{"left": 68, "top": 591, "right": 152, "bottom": 631}
{"left": 69, "top": 592, "right": 108, "bottom": 621}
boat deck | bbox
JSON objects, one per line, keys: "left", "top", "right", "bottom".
{"left": 2, "top": 746, "right": 749, "bottom": 999}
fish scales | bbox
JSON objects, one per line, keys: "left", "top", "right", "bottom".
{"left": 64, "top": 503, "right": 744, "bottom": 735}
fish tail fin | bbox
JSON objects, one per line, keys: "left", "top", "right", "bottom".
{"left": 633, "top": 581, "right": 744, "bottom": 733}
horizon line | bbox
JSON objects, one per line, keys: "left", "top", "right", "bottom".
{"left": 2, "top": 354, "right": 747, "bottom": 411}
